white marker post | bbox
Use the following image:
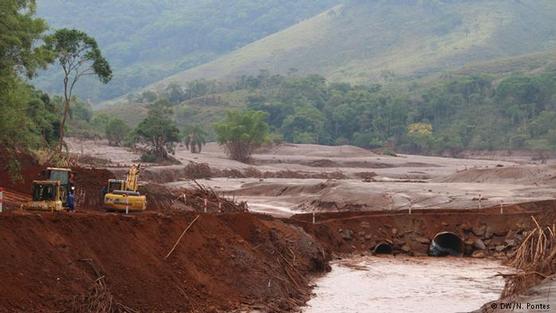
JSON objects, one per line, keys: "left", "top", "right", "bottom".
{"left": 388, "top": 193, "right": 393, "bottom": 211}
{"left": 125, "top": 197, "right": 129, "bottom": 215}
{"left": 312, "top": 211, "right": 316, "bottom": 224}
{"left": 204, "top": 198, "right": 208, "bottom": 213}
{"left": 500, "top": 201, "right": 504, "bottom": 215}
{"left": 0, "top": 187, "right": 4, "bottom": 213}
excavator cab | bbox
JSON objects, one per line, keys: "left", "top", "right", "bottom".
{"left": 107, "top": 179, "right": 125, "bottom": 193}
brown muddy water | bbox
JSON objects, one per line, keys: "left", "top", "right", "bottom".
{"left": 304, "top": 256, "right": 511, "bottom": 313}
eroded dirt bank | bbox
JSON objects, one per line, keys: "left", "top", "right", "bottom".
{"left": 0, "top": 212, "right": 328, "bottom": 313}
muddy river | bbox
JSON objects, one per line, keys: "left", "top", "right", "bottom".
{"left": 304, "top": 256, "right": 511, "bottom": 313}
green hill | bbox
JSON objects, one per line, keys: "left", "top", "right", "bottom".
{"left": 104, "top": 46, "right": 555, "bottom": 121}
{"left": 35, "top": 0, "right": 339, "bottom": 101}
{"left": 147, "top": 0, "right": 556, "bottom": 91}
{"left": 102, "top": 47, "right": 556, "bottom": 131}
{"left": 100, "top": 60, "right": 556, "bottom": 154}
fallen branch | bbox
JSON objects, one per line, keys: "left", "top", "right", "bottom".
{"left": 164, "top": 215, "right": 200, "bottom": 259}
{"left": 503, "top": 217, "right": 556, "bottom": 297}
{"left": 67, "top": 259, "right": 137, "bottom": 313}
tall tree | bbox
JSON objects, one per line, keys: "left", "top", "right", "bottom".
{"left": 183, "top": 125, "right": 207, "bottom": 153}
{"left": 0, "top": 0, "right": 50, "bottom": 79}
{"left": 134, "top": 100, "right": 180, "bottom": 161}
{"left": 0, "top": 0, "right": 55, "bottom": 179}
{"left": 281, "top": 104, "right": 325, "bottom": 144}
{"left": 105, "top": 118, "right": 130, "bottom": 146}
{"left": 214, "top": 110, "right": 269, "bottom": 162}
{"left": 45, "top": 28, "right": 112, "bottom": 151}
{"left": 0, "top": 0, "right": 51, "bottom": 150}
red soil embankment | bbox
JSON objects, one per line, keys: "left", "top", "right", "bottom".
{"left": 0, "top": 148, "right": 114, "bottom": 211}
{"left": 73, "top": 167, "right": 114, "bottom": 209}
{"left": 0, "top": 211, "right": 328, "bottom": 313}
{"left": 0, "top": 149, "right": 43, "bottom": 194}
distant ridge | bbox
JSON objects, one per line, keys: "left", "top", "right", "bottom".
{"left": 146, "top": 0, "right": 556, "bottom": 92}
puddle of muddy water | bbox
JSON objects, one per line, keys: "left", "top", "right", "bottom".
{"left": 304, "top": 256, "right": 511, "bottom": 313}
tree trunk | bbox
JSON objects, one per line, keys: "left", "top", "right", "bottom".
{"left": 155, "top": 137, "right": 167, "bottom": 160}
{"left": 58, "top": 77, "right": 70, "bottom": 153}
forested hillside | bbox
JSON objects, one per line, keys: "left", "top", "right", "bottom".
{"left": 5, "top": 0, "right": 556, "bottom": 162}
{"left": 98, "top": 59, "right": 556, "bottom": 155}
{"left": 35, "top": 0, "right": 339, "bottom": 101}
{"left": 1, "top": 1, "right": 61, "bottom": 175}
{"left": 150, "top": 0, "right": 556, "bottom": 91}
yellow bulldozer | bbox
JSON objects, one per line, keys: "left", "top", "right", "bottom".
{"left": 25, "top": 168, "right": 73, "bottom": 212}
{"left": 103, "top": 164, "right": 147, "bottom": 212}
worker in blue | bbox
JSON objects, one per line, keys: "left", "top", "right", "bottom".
{"left": 67, "top": 171, "right": 76, "bottom": 212}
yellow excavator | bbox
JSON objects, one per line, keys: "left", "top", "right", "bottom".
{"left": 103, "top": 164, "right": 147, "bottom": 212}
{"left": 25, "top": 168, "right": 73, "bottom": 212}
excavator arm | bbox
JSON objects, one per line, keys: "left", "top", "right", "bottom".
{"left": 103, "top": 164, "right": 146, "bottom": 212}
{"left": 125, "top": 164, "right": 141, "bottom": 192}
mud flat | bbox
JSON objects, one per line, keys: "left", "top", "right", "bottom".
{"left": 67, "top": 139, "right": 518, "bottom": 179}
{"left": 66, "top": 139, "right": 556, "bottom": 216}
{"left": 169, "top": 178, "right": 556, "bottom": 216}
{"left": 304, "top": 256, "right": 510, "bottom": 313}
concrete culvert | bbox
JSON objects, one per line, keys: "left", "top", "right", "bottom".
{"left": 373, "top": 242, "right": 393, "bottom": 254}
{"left": 429, "top": 232, "right": 463, "bottom": 257}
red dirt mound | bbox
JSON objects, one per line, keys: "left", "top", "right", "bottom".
{"left": 0, "top": 149, "right": 114, "bottom": 210}
{"left": 73, "top": 167, "right": 115, "bottom": 210}
{"left": 0, "top": 212, "right": 328, "bottom": 312}
{"left": 0, "top": 149, "right": 43, "bottom": 194}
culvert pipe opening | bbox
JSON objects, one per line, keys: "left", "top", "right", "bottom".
{"left": 429, "top": 232, "right": 463, "bottom": 257}
{"left": 373, "top": 242, "right": 393, "bottom": 254}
